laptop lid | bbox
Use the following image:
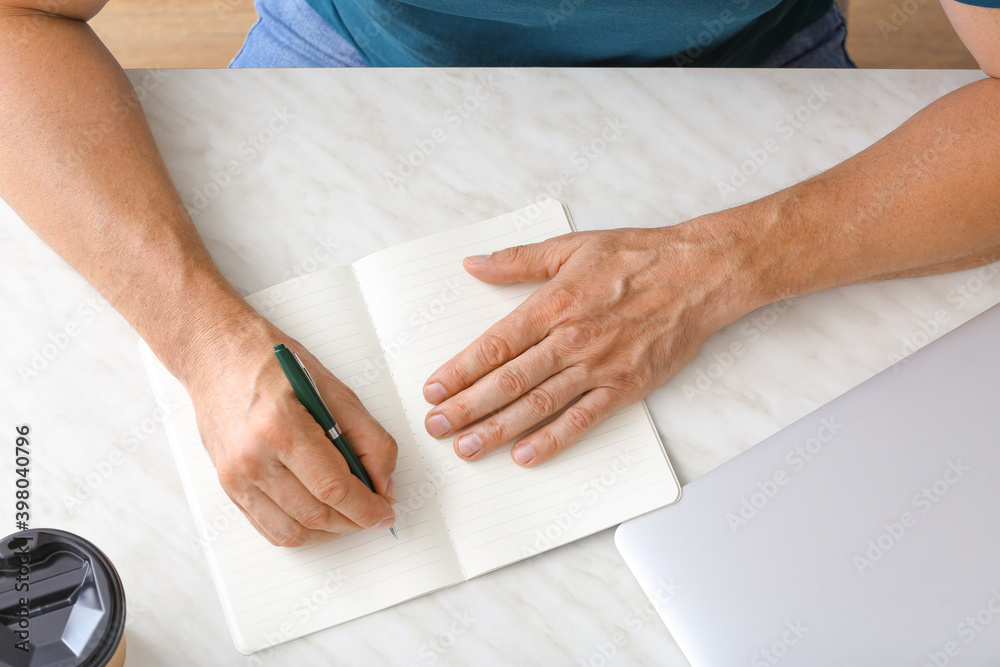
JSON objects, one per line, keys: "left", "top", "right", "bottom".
{"left": 616, "top": 302, "right": 1000, "bottom": 666}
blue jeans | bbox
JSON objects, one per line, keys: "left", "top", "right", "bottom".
{"left": 231, "top": 0, "right": 367, "bottom": 67}
{"left": 758, "top": 4, "right": 856, "bottom": 68}
{"left": 230, "top": 0, "right": 855, "bottom": 69}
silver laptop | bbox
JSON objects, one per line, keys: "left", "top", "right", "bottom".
{"left": 616, "top": 302, "right": 1000, "bottom": 666}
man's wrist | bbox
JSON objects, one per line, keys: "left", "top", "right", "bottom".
{"left": 140, "top": 274, "right": 277, "bottom": 388}
{"left": 710, "top": 187, "right": 823, "bottom": 317}
{"left": 174, "top": 305, "right": 274, "bottom": 387}
{"left": 674, "top": 196, "right": 793, "bottom": 331}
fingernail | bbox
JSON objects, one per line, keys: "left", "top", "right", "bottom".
{"left": 386, "top": 475, "right": 396, "bottom": 502}
{"left": 457, "top": 433, "right": 483, "bottom": 458}
{"left": 426, "top": 413, "right": 451, "bottom": 437}
{"left": 376, "top": 518, "right": 395, "bottom": 531}
{"left": 465, "top": 254, "right": 490, "bottom": 265}
{"left": 513, "top": 442, "right": 536, "bottom": 465}
{"left": 424, "top": 382, "right": 449, "bottom": 404}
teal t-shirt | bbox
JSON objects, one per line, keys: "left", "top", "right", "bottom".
{"left": 303, "top": 0, "right": 834, "bottom": 67}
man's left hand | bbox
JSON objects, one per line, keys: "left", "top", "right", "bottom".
{"left": 421, "top": 219, "right": 762, "bottom": 466}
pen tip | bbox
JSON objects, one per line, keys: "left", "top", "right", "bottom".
{"left": 389, "top": 526, "right": 398, "bottom": 539}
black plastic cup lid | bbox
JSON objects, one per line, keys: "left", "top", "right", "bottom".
{"left": 0, "top": 529, "right": 126, "bottom": 667}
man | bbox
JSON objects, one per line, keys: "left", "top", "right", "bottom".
{"left": 0, "top": 0, "right": 997, "bottom": 549}
{"left": 228, "top": 0, "right": 854, "bottom": 68}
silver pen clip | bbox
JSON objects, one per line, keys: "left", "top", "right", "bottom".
{"left": 292, "top": 351, "right": 342, "bottom": 439}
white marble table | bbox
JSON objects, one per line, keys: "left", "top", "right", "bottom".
{"left": 2, "top": 67, "right": 998, "bottom": 667}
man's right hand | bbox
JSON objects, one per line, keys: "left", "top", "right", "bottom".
{"left": 183, "top": 318, "right": 398, "bottom": 547}
{"left": 0, "top": 2, "right": 397, "bottom": 548}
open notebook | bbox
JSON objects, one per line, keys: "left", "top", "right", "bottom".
{"left": 140, "top": 199, "right": 681, "bottom": 653}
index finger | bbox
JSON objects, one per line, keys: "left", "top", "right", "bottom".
{"left": 422, "top": 285, "right": 565, "bottom": 404}
{"left": 313, "top": 364, "right": 399, "bottom": 499}
{"left": 280, "top": 430, "right": 396, "bottom": 530}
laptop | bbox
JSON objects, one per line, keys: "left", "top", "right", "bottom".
{"left": 616, "top": 302, "right": 1000, "bottom": 666}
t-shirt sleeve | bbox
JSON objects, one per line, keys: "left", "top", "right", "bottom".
{"left": 953, "top": 0, "right": 1000, "bottom": 6}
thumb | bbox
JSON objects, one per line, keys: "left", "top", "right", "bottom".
{"left": 464, "top": 233, "right": 584, "bottom": 285}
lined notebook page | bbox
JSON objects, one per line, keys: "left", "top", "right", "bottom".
{"left": 141, "top": 266, "right": 463, "bottom": 654}
{"left": 354, "top": 200, "right": 681, "bottom": 577}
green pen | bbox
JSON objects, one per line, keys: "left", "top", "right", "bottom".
{"left": 273, "top": 344, "right": 397, "bottom": 538}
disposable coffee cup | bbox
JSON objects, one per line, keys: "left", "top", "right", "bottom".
{"left": 0, "top": 528, "right": 126, "bottom": 667}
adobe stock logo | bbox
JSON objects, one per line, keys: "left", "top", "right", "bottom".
{"left": 384, "top": 73, "right": 504, "bottom": 189}
{"left": 716, "top": 84, "right": 834, "bottom": 200}
{"left": 683, "top": 297, "right": 799, "bottom": 402}
{"left": 922, "top": 588, "right": 1000, "bottom": 667}
{"left": 725, "top": 416, "right": 843, "bottom": 534}
{"left": 851, "top": 458, "right": 970, "bottom": 576}
{"left": 750, "top": 620, "right": 809, "bottom": 667}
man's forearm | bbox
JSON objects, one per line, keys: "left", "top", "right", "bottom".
{"left": 732, "top": 77, "right": 1000, "bottom": 310}
{"left": 0, "top": 8, "right": 260, "bottom": 382}
{"left": 0, "top": 7, "right": 400, "bottom": 542}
